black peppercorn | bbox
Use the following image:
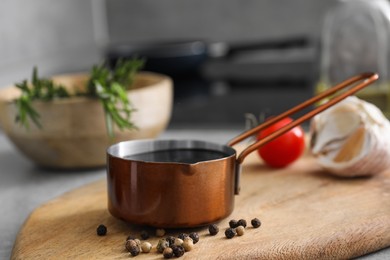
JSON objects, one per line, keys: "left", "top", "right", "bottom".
{"left": 126, "top": 235, "right": 136, "bottom": 241}
{"left": 172, "top": 245, "right": 185, "bottom": 257}
{"left": 229, "top": 219, "right": 239, "bottom": 228}
{"left": 208, "top": 224, "right": 219, "bottom": 236}
{"left": 251, "top": 218, "right": 262, "bottom": 228}
{"left": 96, "top": 224, "right": 107, "bottom": 236}
{"left": 189, "top": 232, "right": 199, "bottom": 244}
{"left": 225, "top": 228, "right": 236, "bottom": 239}
{"left": 238, "top": 219, "right": 247, "bottom": 228}
{"left": 163, "top": 247, "right": 174, "bottom": 258}
{"left": 166, "top": 236, "right": 176, "bottom": 246}
{"left": 140, "top": 230, "right": 150, "bottom": 240}
{"left": 129, "top": 244, "right": 140, "bottom": 256}
{"left": 178, "top": 233, "right": 188, "bottom": 240}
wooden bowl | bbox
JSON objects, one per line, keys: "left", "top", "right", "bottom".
{"left": 0, "top": 72, "right": 173, "bottom": 168}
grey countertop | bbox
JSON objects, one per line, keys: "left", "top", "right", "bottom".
{"left": 0, "top": 129, "right": 389, "bottom": 259}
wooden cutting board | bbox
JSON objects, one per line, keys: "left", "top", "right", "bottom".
{"left": 11, "top": 151, "right": 390, "bottom": 259}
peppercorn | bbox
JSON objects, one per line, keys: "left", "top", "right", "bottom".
{"left": 96, "top": 224, "right": 107, "bottom": 236}
{"left": 126, "top": 235, "right": 136, "bottom": 241}
{"left": 225, "top": 228, "right": 236, "bottom": 239}
{"left": 251, "top": 218, "right": 262, "bottom": 228}
{"left": 163, "top": 247, "right": 174, "bottom": 259}
{"left": 208, "top": 224, "right": 219, "bottom": 236}
{"left": 174, "top": 238, "right": 183, "bottom": 246}
{"left": 236, "top": 226, "right": 245, "bottom": 236}
{"left": 140, "top": 230, "right": 150, "bottom": 240}
{"left": 238, "top": 219, "right": 247, "bottom": 228}
{"left": 166, "top": 236, "right": 176, "bottom": 246}
{"left": 182, "top": 237, "right": 194, "bottom": 252}
{"left": 178, "top": 233, "right": 188, "bottom": 240}
{"left": 156, "top": 228, "right": 166, "bottom": 237}
{"left": 172, "top": 245, "right": 185, "bottom": 257}
{"left": 125, "top": 239, "right": 139, "bottom": 252}
{"left": 141, "top": 241, "right": 152, "bottom": 253}
{"left": 128, "top": 244, "right": 140, "bottom": 256}
{"left": 229, "top": 219, "right": 239, "bottom": 228}
{"left": 189, "top": 232, "right": 199, "bottom": 244}
{"left": 157, "top": 238, "right": 169, "bottom": 253}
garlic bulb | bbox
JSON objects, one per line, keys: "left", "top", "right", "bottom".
{"left": 310, "top": 96, "right": 390, "bottom": 177}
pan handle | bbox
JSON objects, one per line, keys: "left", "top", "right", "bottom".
{"left": 227, "top": 72, "right": 379, "bottom": 165}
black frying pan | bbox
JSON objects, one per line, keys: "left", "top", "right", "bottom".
{"left": 105, "top": 36, "right": 310, "bottom": 76}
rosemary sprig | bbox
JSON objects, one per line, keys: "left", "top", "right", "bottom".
{"left": 14, "top": 59, "right": 144, "bottom": 137}
{"left": 87, "top": 59, "right": 144, "bottom": 137}
{"left": 14, "top": 87, "right": 42, "bottom": 129}
{"left": 15, "top": 67, "right": 69, "bottom": 129}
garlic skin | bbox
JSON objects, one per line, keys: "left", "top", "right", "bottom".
{"left": 310, "top": 96, "right": 390, "bottom": 177}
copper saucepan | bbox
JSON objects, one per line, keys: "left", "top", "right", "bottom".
{"left": 106, "top": 73, "right": 378, "bottom": 228}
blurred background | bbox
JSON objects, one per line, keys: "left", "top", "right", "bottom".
{"left": 0, "top": 0, "right": 340, "bottom": 129}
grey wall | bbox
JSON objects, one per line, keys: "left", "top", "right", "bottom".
{"left": 0, "top": 0, "right": 338, "bottom": 87}
{"left": 106, "top": 0, "right": 337, "bottom": 44}
{"left": 0, "top": 0, "right": 106, "bottom": 87}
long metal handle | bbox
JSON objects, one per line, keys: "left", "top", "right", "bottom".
{"left": 228, "top": 72, "right": 379, "bottom": 164}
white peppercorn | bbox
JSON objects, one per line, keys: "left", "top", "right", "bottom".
{"left": 141, "top": 241, "right": 152, "bottom": 253}
{"left": 163, "top": 247, "right": 174, "bottom": 258}
{"left": 182, "top": 237, "right": 194, "bottom": 251}
{"left": 236, "top": 226, "right": 245, "bottom": 236}
{"left": 156, "top": 228, "right": 166, "bottom": 237}
{"left": 173, "top": 238, "right": 183, "bottom": 246}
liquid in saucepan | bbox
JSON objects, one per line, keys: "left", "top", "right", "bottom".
{"left": 124, "top": 149, "right": 229, "bottom": 163}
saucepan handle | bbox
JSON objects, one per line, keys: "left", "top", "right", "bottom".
{"left": 228, "top": 72, "right": 379, "bottom": 165}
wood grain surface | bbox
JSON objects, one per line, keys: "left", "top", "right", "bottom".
{"left": 11, "top": 151, "right": 390, "bottom": 259}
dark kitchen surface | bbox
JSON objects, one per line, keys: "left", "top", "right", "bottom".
{"left": 107, "top": 37, "right": 318, "bottom": 129}
{"left": 169, "top": 80, "right": 314, "bottom": 129}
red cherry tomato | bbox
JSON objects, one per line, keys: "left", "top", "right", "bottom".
{"left": 257, "top": 117, "right": 305, "bottom": 168}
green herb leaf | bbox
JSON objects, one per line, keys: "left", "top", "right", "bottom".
{"left": 87, "top": 59, "right": 143, "bottom": 137}
{"left": 14, "top": 67, "right": 69, "bottom": 129}
{"left": 14, "top": 59, "right": 144, "bottom": 136}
